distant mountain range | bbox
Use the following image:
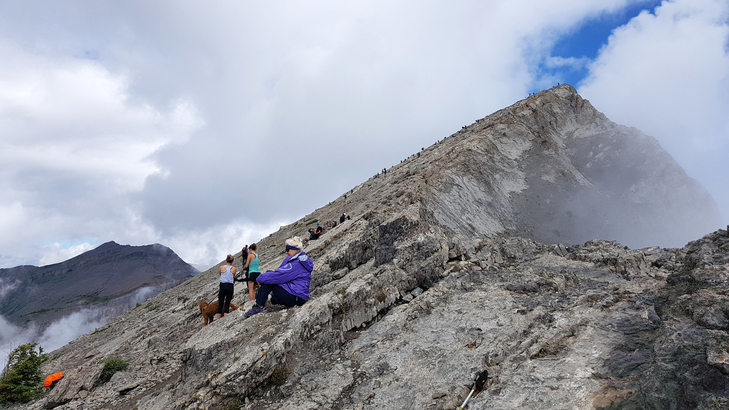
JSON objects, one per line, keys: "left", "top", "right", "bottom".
{"left": 0, "top": 241, "right": 198, "bottom": 329}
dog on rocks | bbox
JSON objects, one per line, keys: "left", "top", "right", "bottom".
{"left": 199, "top": 301, "right": 239, "bottom": 326}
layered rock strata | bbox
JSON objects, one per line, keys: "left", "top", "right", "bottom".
{"left": 18, "top": 85, "right": 729, "bottom": 410}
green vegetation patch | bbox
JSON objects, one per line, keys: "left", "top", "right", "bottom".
{"left": 268, "top": 367, "right": 290, "bottom": 386}
{"left": 96, "top": 357, "right": 129, "bottom": 386}
{"left": 0, "top": 343, "right": 46, "bottom": 403}
{"left": 145, "top": 303, "right": 161, "bottom": 311}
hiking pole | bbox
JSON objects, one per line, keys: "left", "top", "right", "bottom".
{"left": 457, "top": 369, "right": 490, "bottom": 410}
{"left": 457, "top": 388, "right": 475, "bottom": 410}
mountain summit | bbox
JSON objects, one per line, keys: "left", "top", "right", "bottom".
{"left": 337, "top": 84, "right": 718, "bottom": 249}
{"left": 429, "top": 85, "right": 720, "bottom": 247}
{"left": 26, "top": 86, "right": 728, "bottom": 410}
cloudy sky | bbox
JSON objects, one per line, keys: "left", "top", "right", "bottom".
{"left": 1, "top": 0, "right": 727, "bottom": 269}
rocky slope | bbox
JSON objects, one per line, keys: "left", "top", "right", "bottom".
{"left": 0, "top": 241, "right": 198, "bottom": 329}
{"left": 17, "top": 85, "right": 729, "bottom": 410}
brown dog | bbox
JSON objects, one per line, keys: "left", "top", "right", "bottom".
{"left": 199, "top": 301, "right": 239, "bottom": 326}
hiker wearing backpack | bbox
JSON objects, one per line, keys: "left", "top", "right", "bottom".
{"left": 238, "top": 245, "right": 249, "bottom": 279}
{"left": 245, "top": 236, "right": 312, "bottom": 317}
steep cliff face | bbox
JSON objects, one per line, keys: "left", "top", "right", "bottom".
{"left": 419, "top": 85, "right": 720, "bottom": 248}
{"left": 20, "top": 86, "right": 729, "bottom": 410}
{"left": 0, "top": 241, "right": 198, "bottom": 329}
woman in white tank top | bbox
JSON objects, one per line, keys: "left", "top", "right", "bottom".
{"left": 217, "top": 255, "right": 237, "bottom": 318}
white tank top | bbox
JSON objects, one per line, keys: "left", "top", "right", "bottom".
{"left": 220, "top": 265, "right": 234, "bottom": 284}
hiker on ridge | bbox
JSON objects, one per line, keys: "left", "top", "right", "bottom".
{"left": 308, "top": 223, "right": 322, "bottom": 241}
{"left": 243, "top": 243, "right": 261, "bottom": 301}
{"left": 245, "top": 236, "right": 313, "bottom": 317}
{"left": 237, "top": 245, "right": 249, "bottom": 281}
{"left": 217, "top": 255, "right": 237, "bottom": 319}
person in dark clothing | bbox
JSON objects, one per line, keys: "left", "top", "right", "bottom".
{"left": 217, "top": 254, "right": 237, "bottom": 319}
{"left": 241, "top": 245, "right": 249, "bottom": 266}
{"left": 340, "top": 213, "right": 346, "bottom": 223}
{"left": 238, "top": 245, "right": 249, "bottom": 279}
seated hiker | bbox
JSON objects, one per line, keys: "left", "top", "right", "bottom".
{"left": 308, "top": 227, "right": 320, "bottom": 240}
{"left": 315, "top": 223, "right": 323, "bottom": 235}
{"left": 245, "top": 236, "right": 313, "bottom": 317}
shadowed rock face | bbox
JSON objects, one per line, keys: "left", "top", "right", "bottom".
{"left": 422, "top": 85, "right": 721, "bottom": 249}
{"left": 24, "top": 87, "right": 729, "bottom": 410}
{"left": 0, "top": 241, "right": 198, "bottom": 329}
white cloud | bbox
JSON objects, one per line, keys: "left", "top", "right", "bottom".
{"left": 0, "top": 310, "right": 107, "bottom": 369}
{"left": 38, "top": 242, "right": 95, "bottom": 266}
{"left": 35, "top": 310, "right": 106, "bottom": 353}
{"left": 0, "top": 36, "right": 203, "bottom": 267}
{"left": 0, "top": 315, "right": 38, "bottom": 369}
{"left": 0, "top": 0, "right": 726, "bottom": 269}
{"left": 0, "top": 278, "right": 19, "bottom": 299}
{"left": 580, "top": 0, "right": 729, "bottom": 221}
{"left": 157, "top": 219, "right": 286, "bottom": 269}
{"left": 545, "top": 55, "right": 592, "bottom": 70}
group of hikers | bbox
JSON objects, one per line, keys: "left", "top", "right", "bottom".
{"left": 215, "top": 236, "right": 314, "bottom": 319}
{"left": 306, "top": 213, "right": 350, "bottom": 242}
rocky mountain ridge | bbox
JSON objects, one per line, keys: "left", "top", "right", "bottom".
{"left": 0, "top": 241, "right": 198, "bottom": 329}
{"left": 16, "top": 85, "right": 729, "bottom": 410}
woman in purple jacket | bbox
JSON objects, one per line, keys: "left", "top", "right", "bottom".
{"left": 245, "top": 236, "right": 313, "bottom": 317}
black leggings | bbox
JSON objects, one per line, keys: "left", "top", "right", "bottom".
{"left": 256, "top": 283, "right": 306, "bottom": 308}
{"left": 217, "top": 282, "right": 234, "bottom": 314}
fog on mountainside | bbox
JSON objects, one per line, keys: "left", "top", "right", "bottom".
{"left": 422, "top": 85, "right": 721, "bottom": 249}
{"left": 0, "top": 242, "right": 197, "bottom": 368}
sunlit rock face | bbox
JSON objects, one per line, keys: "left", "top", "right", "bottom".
{"left": 26, "top": 86, "right": 729, "bottom": 410}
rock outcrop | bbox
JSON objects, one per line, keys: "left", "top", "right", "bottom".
{"left": 18, "top": 86, "right": 728, "bottom": 410}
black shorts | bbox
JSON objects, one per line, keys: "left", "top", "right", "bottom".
{"left": 246, "top": 271, "right": 261, "bottom": 283}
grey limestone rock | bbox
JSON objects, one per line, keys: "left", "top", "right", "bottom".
{"left": 21, "top": 86, "right": 729, "bottom": 410}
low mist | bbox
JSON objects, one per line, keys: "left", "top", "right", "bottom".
{"left": 0, "top": 285, "right": 164, "bottom": 369}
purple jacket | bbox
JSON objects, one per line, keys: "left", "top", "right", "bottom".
{"left": 257, "top": 251, "right": 313, "bottom": 300}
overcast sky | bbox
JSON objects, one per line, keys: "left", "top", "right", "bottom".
{"left": 1, "top": 0, "right": 727, "bottom": 269}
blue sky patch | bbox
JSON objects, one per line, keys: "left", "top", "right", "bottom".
{"left": 534, "top": 0, "right": 662, "bottom": 91}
